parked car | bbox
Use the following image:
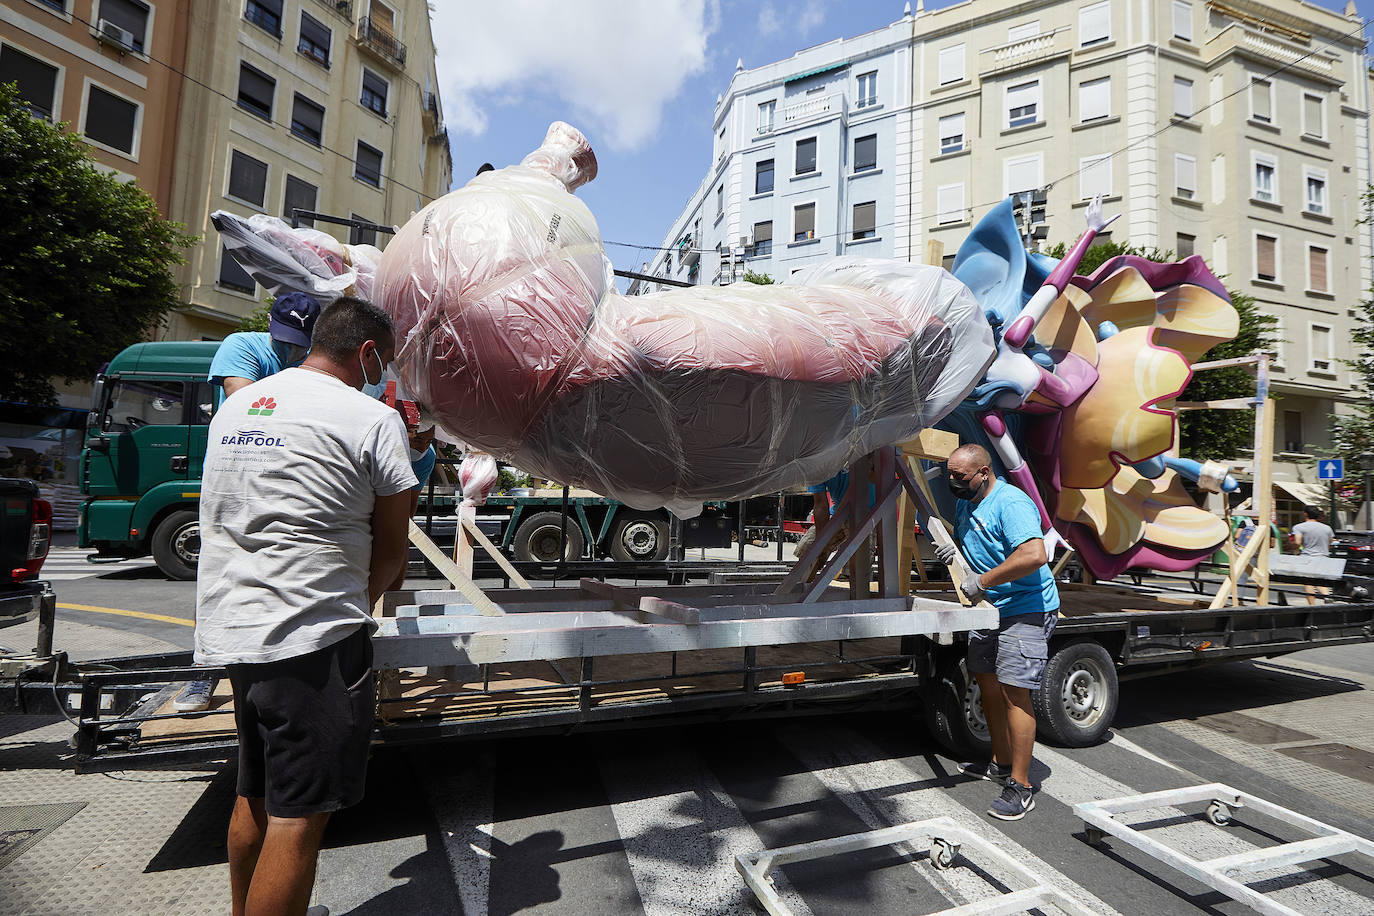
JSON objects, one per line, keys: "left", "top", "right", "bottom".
{"left": 1332, "top": 529, "right": 1374, "bottom": 577}
{"left": 0, "top": 477, "right": 53, "bottom": 629}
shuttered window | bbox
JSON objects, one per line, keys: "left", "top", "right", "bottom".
{"left": 1079, "top": 1, "right": 1110, "bottom": 46}
{"left": 938, "top": 113, "right": 965, "bottom": 153}
{"left": 219, "top": 244, "right": 255, "bottom": 293}
{"left": 298, "top": 12, "right": 331, "bottom": 67}
{"left": 355, "top": 141, "right": 383, "bottom": 187}
{"left": 1006, "top": 80, "right": 1040, "bottom": 128}
{"left": 1172, "top": 1, "right": 1192, "bottom": 40}
{"left": 227, "top": 150, "right": 268, "bottom": 206}
{"left": 361, "top": 69, "right": 388, "bottom": 116}
{"left": 753, "top": 220, "right": 772, "bottom": 256}
{"left": 98, "top": 0, "right": 150, "bottom": 52}
{"left": 793, "top": 203, "right": 816, "bottom": 242}
{"left": 290, "top": 94, "right": 324, "bottom": 146}
{"left": 937, "top": 184, "right": 965, "bottom": 225}
{"left": 244, "top": 0, "right": 282, "bottom": 37}
{"left": 852, "top": 201, "right": 876, "bottom": 240}
{"left": 1250, "top": 78, "right": 1271, "bottom": 122}
{"left": 1308, "top": 246, "right": 1328, "bottom": 292}
{"left": 938, "top": 45, "right": 964, "bottom": 85}
{"left": 1079, "top": 77, "right": 1110, "bottom": 121}
{"left": 283, "top": 175, "right": 317, "bottom": 227}
{"left": 1303, "top": 94, "right": 1324, "bottom": 137}
{"left": 1310, "top": 324, "right": 1332, "bottom": 372}
{"left": 1173, "top": 77, "right": 1193, "bottom": 118}
{"left": 84, "top": 85, "right": 138, "bottom": 154}
{"left": 1004, "top": 153, "right": 1042, "bottom": 196}
{"left": 1176, "top": 234, "right": 1195, "bottom": 258}
{"left": 1255, "top": 234, "right": 1277, "bottom": 282}
{"left": 854, "top": 134, "right": 877, "bottom": 171}
{"left": 237, "top": 63, "right": 274, "bottom": 120}
{"left": 755, "top": 159, "right": 773, "bottom": 194}
{"left": 1175, "top": 154, "right": 1196, "bottom": 199}
{"left": 795, "top": 137, "right": 817, "bottom": 175}
{"left": 0, "top": 46, "right": 58, "bottom": 119}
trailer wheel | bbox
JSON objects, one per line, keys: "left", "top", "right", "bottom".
{"left": 922, "top": 657, "right": 992, "bottom": 759}
{"left": 1034, "top": 640, "right": 1118, "bottom": 747}
{"left": 511, "top": 511, "right": 586, "bottom": 562}
{"left": 150, "top": 509, "right": 199, "bottom": 580}
{"left": 609, "top": 512, "right": 669, "bottom": 562}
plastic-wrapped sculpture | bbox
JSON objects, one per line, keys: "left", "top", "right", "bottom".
{"left": 210, "top": 211, "right": 382, "bottom": 303}
{"left": 373, "top": 122, "right": 994, "bottom": 516}
{"left": 215, "top": 121, "right": 1240, "bottom": 581}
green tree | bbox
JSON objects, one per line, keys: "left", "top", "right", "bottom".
{"left": 0, "top": 82, "right": 197, "bottom": 404}
{"left": 1330, "top": 290, "right": 1374, "bottom": 474}
{"left": 1045, "top": 239, "right": 1276, "bottom": 460}
{"left": 238, "top": 301, "right": 273, "bottom": 332}
{"left": 742, "top": 269, "right": 776, "bottom": 285}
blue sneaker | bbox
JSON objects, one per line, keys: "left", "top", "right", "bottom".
{"left": 987, "top": 778, "right": 1035, "bottom": 820}
{"left": 958, "top": 760, "right": 1012, "bottom": 782}
{"left": 173, "top": 678, "right": 215, "bottom": 712}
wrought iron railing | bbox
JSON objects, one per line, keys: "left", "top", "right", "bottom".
{"left": 358, "top": 16, "right": 407, "bottom": 67}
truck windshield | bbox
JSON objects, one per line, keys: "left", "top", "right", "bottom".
{"left": 102, "top": 380, "right": 186, "bottom": 433}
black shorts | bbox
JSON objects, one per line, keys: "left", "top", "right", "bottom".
{"left": 227, "top": 626, "right": 375, "bottom": 817}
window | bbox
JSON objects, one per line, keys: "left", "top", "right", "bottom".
{"left": 35, "top": 0, "right": 68, "bottom": 11}
{"left": 361, "top": 68, "right": 389, "bottom": 117}
{"left": 236, "top": 63, "right": 274, "bottom": 121}
{"left": 753, "top": 220, "right": 772, "bottom": 257}
{"left": 937, "top": 184, "right": 965, "bottom": 225}
{"left": 349, "top": 214, "right": 378, "bottom": 247}
{"left": 854, "top": 134, "right": 877, "bottom": 172}
{"left": 97, "top": 0, "right": 149, "bottom": 53}
{"left": 218, "top": 244, "right": 255, "bottom": 293}
{"left": 0, "top": 45, "right": 59, "bottom": 119}
{"left": 83, "top": 84, "right": 138, "bottom": 155}
{"left": 1252, "top": 154, "right": 1276, "bottom": 203}
{"left": 103, "top": 379, "right": 185, "bottom": 432}
{"left": 1080, "top": 154, "right": 1112, "bottom": 200}
{"left": 1305, "top": 169, "right": 1328, "bottom": 215}
{"left": 1302, "top": 93, "right": 1325, "bottom": 138}
{"left": 1310, "top": 324, "right": 1333, "bottom": 372}
{"left": 283, "top": 175, "right": 317, "bottom": 227}
{"left": 1008, "top": 21, "right": 1040, "bottom": 41}
{"left": 1250, "top": 77, "right": 1271, "bottom": 123}
{"left": 755, "top": 159, "right": 774, "bottom": 194}
{"left": 1006, "top": 80, "right": 1041, "bottom": 129}
{"left": 938, "top": 113, "right": 965, "bottom": 154}
{"left": 1283, "top": 410, "right": 1302, "bottom": 451}
{"left": 290, "top": 94, "right": 324, "bottom": 146}
{"left": 244, "top": 0, "right": 282, "bottom": 37}
{"left": 1079, "top": 1, "right": 1110, "bottom": 47}
{"left": 1174, "top": 153, "right": 1196, "bottom": 199}
{"left": 716, "top": 183, "right": 724, "bottom": 216}
{"left": 795, "top": 137, "right": 817, "bottom": 175}
{"left": 1307, "top": 245, "right": 1329, "bottom": 293}
{"left": 1254, "top": 233, "right": 1278, "bottom": 282}
{"left": 793, "top": 203, "right": 816, "bottom": 242}
{"left": 938, "top": 45, "right": 964, "bottom": 85}
{"left": 1176, "top": 233, "right": 1195, "bottom": 258}
{"left": 227, "top": 150, "right": 268, "bottom": 207}
{"left": 856, "top": 70, "right": 877, "bottom": 108}
{"left": 757, "top": 99, "right": 775, "bottom": 133}
{"left": 1173, "top": 77, "right": 1193, "bottom": 118}
{"left": 1079, "top": 77, "right": 1110, "bottom": 122}
{"left": 298, "top": 12, "right": 331, "bottom": 67}
{"left": 852, "top": 201, "right": 876, "bottom": 240}
{"left": 355, "top": 141, "right": 383, "bottom": 188}
{"left": 1004, "top": 153, "right": 1043, "bottom": 196}
{"left": 1172, "top": 1, "right": 1192, "bottom": 40}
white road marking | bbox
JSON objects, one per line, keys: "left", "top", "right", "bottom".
{"left": 600, "top": 743, "right": 813, "bottom": 916}
{"left": 38, "top": 548, "right": 155, "bottom": 581}
{"left": 1103, "top": 730, "right": 1187, "bottom": 772}
{"left": 423, "top": 751, "right": 494, "bottom": 916}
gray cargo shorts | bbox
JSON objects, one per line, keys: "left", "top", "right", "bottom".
{"left": 967, "top": 611, "right": 1057, "bottom": 690}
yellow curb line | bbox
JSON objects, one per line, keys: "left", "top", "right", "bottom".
{"left": 57, "top": 602, "right": 195, "bottom": 627}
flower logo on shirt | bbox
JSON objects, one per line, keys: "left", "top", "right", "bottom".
{"left": 247, "top": 397, "right": 277, "bottom": 416}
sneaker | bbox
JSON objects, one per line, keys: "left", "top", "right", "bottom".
{"left": 173, "top": 678, "right": 214, "bottom": 712}
{"left": 957, "top": 760, "right": 1012, "bottom": 782}
{"left": 305, "top": 907, "right": 330, "bottom": 916}
{"left": 987, "top": 778, "right": 1035, "bottom": 821}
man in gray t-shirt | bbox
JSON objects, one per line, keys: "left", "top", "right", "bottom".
{"left": 1292, "top": 505, "right": 1335, "bottom": 605}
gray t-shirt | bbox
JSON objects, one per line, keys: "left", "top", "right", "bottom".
{"left": 195, "top": 368, "right": 417, "bottom": 665}
{"left": 1291, "top": 520, "right": 1334, "bottom": 557}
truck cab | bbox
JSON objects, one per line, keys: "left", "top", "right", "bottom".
{"left": 79, "top": 342, "right": 217, "bottom": 579}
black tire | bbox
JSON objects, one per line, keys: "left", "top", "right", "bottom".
{"left": 1033, "top": 640, "right": 1119, "bottom": 747}
{"left": 608, "top": 512, "right": 670, "bottom": 562}
{"left": 922, "top": 655, "right": 992, "bottom": 759}
{"left": 511, "top": 511, "right": 586, "bottom": 562}
{"left": 150, "top": 508, "right": 199, "bottom": 580}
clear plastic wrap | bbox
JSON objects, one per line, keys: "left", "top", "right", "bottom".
{"left": 374, "top": 123, "right": 996, "bottom": 517}
{"left": 210, "top": 211, "right": 382, "bottom": 303}
{"left": 459, "top": 451, "right": 499, "bottom": 507}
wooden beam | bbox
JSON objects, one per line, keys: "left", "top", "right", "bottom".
{"left": 407, "top": 520, "right": 503, "bottom": 616}
{"left": 461, "top": 516, "right": 532, "bottom": 588}
{"left": 805, "top": 482, "right": 901, "bottom": 604}
{"left": 897, "top": 427, "right": 959, "bottom": 461}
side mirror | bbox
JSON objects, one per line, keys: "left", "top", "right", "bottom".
{"left": 85, "top": 436, "right": 108, "bottom": 451}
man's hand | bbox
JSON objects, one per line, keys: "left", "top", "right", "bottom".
{"left": 960, "top": 573, "right": 987, "bottom": 603}
{"left": 408, "top": 425, "right": 436, "bottom": 454}
{"left": 369, "top": 491, "right": 413, "bottom": 605}
{"left": 934, "top": 543, "right": 957, "bottom": 566}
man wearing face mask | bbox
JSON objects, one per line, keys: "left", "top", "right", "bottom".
{"left": 936, "top": 443, "right": 1059, "bottom": 821}
{"left": 196, "top": 296, "right": 415, "bottom": 916}
{"left": 208, "top": 291, "right": 322, "bottom": 405}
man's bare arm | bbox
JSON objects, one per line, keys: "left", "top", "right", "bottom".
{"left": 222, "top": 376, "right": 254, "bottom": 398}
{"left": 978, "top": 538, "right": 1048, "bottom": 588}
{"left": 369, "top": 491, "right": 413, "bottom": 605}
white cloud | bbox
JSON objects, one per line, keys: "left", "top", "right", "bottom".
{"left": 797, "top": 0, "right": 826, "bottom": 35}
{"left": 430, "top": 1, "right": 718, "bottom": 152}
{"left": 756, "top": 3, "right": 782, "bottom": 35}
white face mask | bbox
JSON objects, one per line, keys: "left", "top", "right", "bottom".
{"left": 359, "top": 348, "right": 385, "bottom": 388}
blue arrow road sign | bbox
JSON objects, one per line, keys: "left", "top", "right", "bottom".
{"left": 1318, "top": 458, "right": 1344, "bottom": 480}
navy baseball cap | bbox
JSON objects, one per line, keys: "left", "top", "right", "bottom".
{"left": 268, "top": 292, "right": 321, "bottom": 348}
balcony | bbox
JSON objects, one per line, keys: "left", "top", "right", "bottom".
{"left": 1204, "top": 23, "right": 1338, "bottom": 79}
{"left": 423, "top": 91, "right": 441, "bottom": 131}
{"left": 980, "top": 28, "right": 1069, "bottom": 76}
{"left": 782, "top": 93, "right": 841, "bottom": 127}
{"left": 325, "top": 0, "right": 353, "bottom": 22}
{"left": 356, "top": 16, "right": 406, "bottom": 68}
{"left": 677, "top": 234, "right": 699, "bottom": 269}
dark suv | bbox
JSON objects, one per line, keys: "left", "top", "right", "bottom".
{"left": 1333, "top": 530, "right": 1374, "bottom": 577}
{"left": 0, "top": 477, "right": 53, "bottom": 629}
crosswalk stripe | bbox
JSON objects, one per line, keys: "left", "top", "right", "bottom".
{"left": 422, "top": 752, "right": 495, "bottom": 916}
{"left": 776, "top": 724, "right": 1124, "bottom": 916}
{"left": 600, "top": 739, "right": 814, "bottom": 916}
{"left": 36, "top": 548, "right": 155, "bottom": 580}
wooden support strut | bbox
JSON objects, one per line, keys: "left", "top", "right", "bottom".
{"left": 406, "top": 520, "right": 503, "bottom": 616}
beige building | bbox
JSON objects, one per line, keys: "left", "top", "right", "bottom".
{"left": 0, "top": 0, "right": 190, "bottom": 211}
{"left": 646, "top": 0, "right": 1371, "bottom": 487}
{"left": 165, "top": 0, "right": 451, "bottom": 339}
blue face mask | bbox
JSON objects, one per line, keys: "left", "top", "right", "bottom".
{"left": 271, "top": 340, "right": 308, "bottom": 367}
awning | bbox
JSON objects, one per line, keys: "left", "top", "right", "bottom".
{"left": 1272, "top": 479, "right": 1329, "bottom": 506}
{"left": 785, "top": 60, "right": 850, "bottom": 83}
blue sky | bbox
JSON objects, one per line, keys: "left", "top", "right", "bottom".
{"left": 431, "top": 0, "right": 1370, "bottom": 279}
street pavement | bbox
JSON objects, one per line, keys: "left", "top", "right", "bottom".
{"left": 1, "top": 553, "right": 1372, "bottom": 914}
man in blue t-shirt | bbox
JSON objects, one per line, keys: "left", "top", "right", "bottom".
{"left": 208, "top": 292, "right": 323, "bottom": 405}
{"left": 936, "top": 443, "right": 1059, "bottom": 821}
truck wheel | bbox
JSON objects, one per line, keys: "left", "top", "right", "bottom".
{"left": 151, "top": 509, "right": 199, "bottom": 580}
{"left": 511, "top": 512, "right": 586, "bottom": 562}
{"left": 609, "top": 512, "right": 669, "bottom": 562}
{"left": 922, "top": 657, "right": 992, "bottom": 759}
{"left": 1034, "top": 640, "right": 1118, "bottom": 747}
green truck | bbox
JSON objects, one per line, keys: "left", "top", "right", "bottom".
{"left": 79, "top": 342, "right": 730, "bottom": 579}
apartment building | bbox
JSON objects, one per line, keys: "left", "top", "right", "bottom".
{"left": 639, "top": 0, "right": 1372, "bottom": 481}
{"left": 166, "top": 0, "right": 451, "bottom": 339}
{"left": 0, "top": 0, "right": 190, "bottom": 210}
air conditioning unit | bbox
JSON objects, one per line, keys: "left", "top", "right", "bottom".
{"left": 98, "top": 19, "right": 136, "bottom": 52}
{"left": 738, "top": 235, "right": 752, "bottom": 249}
